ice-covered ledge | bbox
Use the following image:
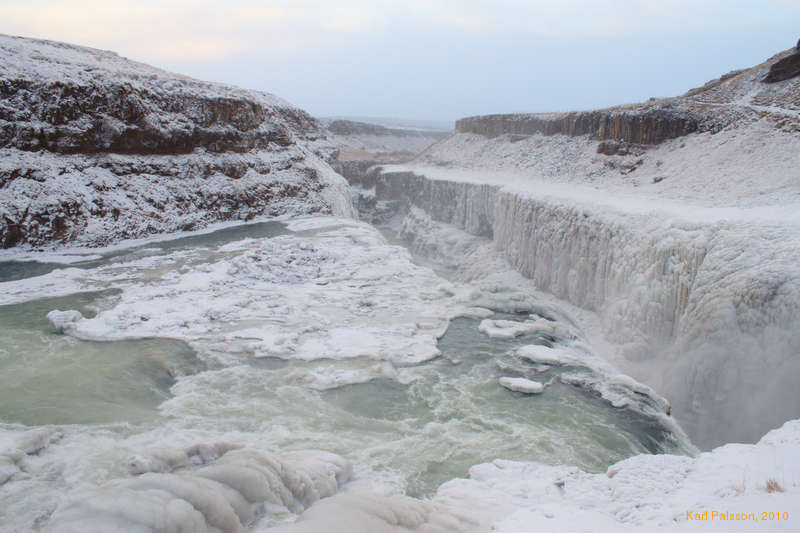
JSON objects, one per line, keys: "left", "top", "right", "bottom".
{"left": 360, "top": 162, "right": 800, "bottom": 449}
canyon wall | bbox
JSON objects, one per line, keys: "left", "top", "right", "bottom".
{"left": 455, "top": 107, "right": 700, "bottom": 145}
{"left": 359, "top": 167, "right": 800, "bottom": 449}
{"left": 0, "top": 34, "right": 352, "bottom": 248}
{"left": 376, "top": 45, "right": 800, "bottom": 448}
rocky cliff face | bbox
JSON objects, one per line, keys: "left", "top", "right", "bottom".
{"left": 0, "top": 34, "right": 352, "bottom": 248}
{"left": 456, "top": 44, "right": 800, "bottom": 144}
{"left": 456, "top": 107, "right": 700, "bottom": 145}
{"left": 764, "top": 43, "right": 800, "bottom": 83}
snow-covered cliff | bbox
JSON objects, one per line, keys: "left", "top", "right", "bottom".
{"left": 353, "top": 46, "right": 800, "bottom": 449}
{"left": 0, "top": 34, "right": 353, "bottom": 248}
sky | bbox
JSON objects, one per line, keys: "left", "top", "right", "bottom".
{"left": 0, "top": 0, "right": 798, "bottom": 123}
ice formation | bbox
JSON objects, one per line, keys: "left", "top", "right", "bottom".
{"left": 45, "top": 445, "right": 351, "bottom": 533}
{"left": 498, "top": 377, "right": 544, "bottom": 394}
{"left": 358, "top": 136, "right": 800, "bottom": 448}
{"left": 46, "top": 309, "right": 84, "bottom": 334}
{"left": 262, "top": 492, "right": 481, "bottom": 533}
{"left": 0, "top": 427, "right": 62, "bottom": 485}
{"left": 21, "top": 220, "right": 457, "bottom": 367}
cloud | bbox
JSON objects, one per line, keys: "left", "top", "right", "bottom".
{"left": 0, "top": 0, "right": 382, "bottom": 62}
{"left": 0, "top": 1, "right": 795, "bottom": 70}
{"left": 0, "top": 0, "right": 720, "bottom": 64}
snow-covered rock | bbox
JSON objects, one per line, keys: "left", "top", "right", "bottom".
{"left": 322, "top": 119, "right": 449, "bottom": 163}
{"left": 455, "top": 43, "right": 800, "bottom": 147}
{"left": 436, "top": 419, "right": 800, "bottom": 532}
{"left": 0, "top": 34, "right": 353, "bottom": 248}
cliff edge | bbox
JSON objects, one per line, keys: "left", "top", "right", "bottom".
{"left": 456, "top": 45, "right": 800, "bottom": 146}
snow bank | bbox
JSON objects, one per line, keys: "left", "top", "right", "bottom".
{"left": 261, "top": 492, "right": 482, "bottom": 533}
{"left": 436, "top": 419, "right": 800, "bottom": 532}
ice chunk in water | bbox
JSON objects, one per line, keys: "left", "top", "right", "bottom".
{"left": 46, "top": 309, "right": 83, "bottom": 334}
{"left": 499, "top": 377, "right": 544, "bottom": 394}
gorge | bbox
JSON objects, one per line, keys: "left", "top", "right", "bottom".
{"left": 1, "top": 34, "right": 799, "bottom": 533}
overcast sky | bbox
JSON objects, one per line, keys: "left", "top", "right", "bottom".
{"left": 1, "top": 0, "right": 798, "bottom": 122}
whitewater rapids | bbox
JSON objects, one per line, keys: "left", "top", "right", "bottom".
{"left": 0, "top": 215, "right": 698, "bottom": 532}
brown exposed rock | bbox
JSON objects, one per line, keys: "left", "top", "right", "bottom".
{"left": 457, "top": 43, "right": 800, "bottom": 145}
{"left": 596, "top": 140, "right": 645, "bottom": 156}
{"left": 456, "top": 107, "right": 700, "bottom": 145}
{"left": 0, "top": 79, "right": 301, "bottom": 154}
{"left": 763, "top": 51, "right": 800, "bottom": 83}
